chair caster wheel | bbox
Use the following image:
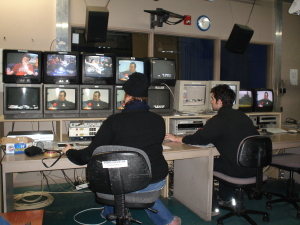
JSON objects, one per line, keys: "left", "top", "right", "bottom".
{"left": 263, "top": 215, "right": 270, "bottom": 222}
{"left": 266, "top": 204, "right": 272, "bottom": 210}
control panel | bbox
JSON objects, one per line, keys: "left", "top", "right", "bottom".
{"left": 249, "top": 115, "right": 279, "bottom": 129}
{"left": 69, "top": 121, "right": 103, "bottom": 141}
{"left": 169, "top": 118, "right": 206, "bottom": 135}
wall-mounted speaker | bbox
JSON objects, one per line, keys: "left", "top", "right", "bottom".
{"left": 225, "top": 24, "right": 254, "bottom": 54}
{"left": 85, "top": 6, "right": 109, "bottom": 42}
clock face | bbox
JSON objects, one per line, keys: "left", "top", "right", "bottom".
{"left": 197, "top": 15, "right": 211, "bottom": 31}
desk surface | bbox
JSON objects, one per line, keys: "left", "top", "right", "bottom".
{"left": 0, "top": 209, "right": 44, "bottom": 225}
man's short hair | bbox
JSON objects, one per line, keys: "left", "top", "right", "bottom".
{"left": 60, "top": 90, "right": 66, "bottom": 97}
{"left": 130, "top": 62, "right": 136, "bottom": 68}
{"left": 94, "top": 91, "right": 100, "bottom": 98}
{"left": 211, "top": 84, "right": 236, "bottom": 107}
{"left": 23, "top": 55, "right": 31, "bottom": 60}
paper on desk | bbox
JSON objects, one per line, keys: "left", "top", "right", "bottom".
{"left": 188, "top": 143, "right": 214, "bottom": 147}
{"left": 162, "top": 145, "right": 172, "bottom": 150}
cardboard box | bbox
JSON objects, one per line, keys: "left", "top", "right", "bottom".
{"left": 0, "top": 137, "right": 34, "bottom": 154}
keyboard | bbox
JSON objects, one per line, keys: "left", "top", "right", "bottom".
{"left": 265, "top": 128, "right": 288, "bottom": 134}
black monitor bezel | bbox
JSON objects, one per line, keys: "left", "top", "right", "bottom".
{"left": 43, "top": 51, "right": 81, "bottom": 84}
{"left": 115, "top": 57, "right": 146, "bottom": 85}
{"left": 2, "top": 49, "right": 43, "bottom": 84}
{"left": 147, "top": 57, "right": 176, "bottom": 86}
{"left": 43, "top": 84, "right": 80, "bottom": 118}
{"left": 81, "top": 53, "right": 116, "bottom": 85}
{"left": 148, "top": 85, "right": 174, "bottom": 115}
{"left": 3, "top": 83, "right": 43, "bottom": 118}
{"left": 79, "top": 84, "right": 114, "bottom": 118}
{"left": 252, "top": 88, "right": 274, "bottom": 112}
{"left": 113, "top": 85, "right": 125, "bottom": 114}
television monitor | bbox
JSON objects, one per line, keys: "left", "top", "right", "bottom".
{"left": 238, "top": 89, "right": 253, "bottom": 112}
{"left": 113, "top": 85, "right": 126, "bottom": 114}
{"left": 3, "top": 84, "right": 43, "bottom": 119}
{"left": 2, "top": 49, "right": 42, "bottom": 84}
{"left": 115, "top": 57, "right": 146, "bottom": 84}
{"left": 80, "top": 85, "right": 114, "bottom": 118}
{"left": 43, "top": 51, "right": 80, "bottom": 84}
{"left": 81, "top": 53, "right": 115, "bottom": 85}
{"left": 148, "top": 85, "right": 174, "bottom": 115}
{"left": 147, "top": 57, "right": 176, "bottom": 86}
{"left": 209, "top": 80, "right": 240, "bottom": 110}
{"left": 253, "top": 88, "right": 274, "bottom": 112}
{"left": 173, "top": 80, "right": 211, "bottom": 115}
{"left": 43, "top": 84, "right": 80, "bottom": 118}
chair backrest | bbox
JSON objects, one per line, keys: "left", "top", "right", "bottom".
{"left": 87, "top": 145, "right": 152, "bottom": 195}
{"left": 237, "top": 135, "right": 272, "bottom": 168}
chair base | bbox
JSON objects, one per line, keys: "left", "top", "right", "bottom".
{"left": 217, "top": 205, "right": 270, "bottom": 225}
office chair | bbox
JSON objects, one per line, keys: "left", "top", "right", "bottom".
{"left": 265, "top": 153, "right": 300, "bottom": 218}
{"left": 213, "top": 135, "right": 272, "bottom": 225}
{"left": 87, "top": 145, "right": 161, "bottom": 225}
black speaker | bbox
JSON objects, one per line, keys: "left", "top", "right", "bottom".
{"left": 85, "top": 6, "right": 109, "bottom": 42}
{"left": 225, "top": 24, "right": 254, "bottom": 54}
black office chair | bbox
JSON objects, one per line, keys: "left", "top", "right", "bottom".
{"left": 87, "top": 145, "right": 161, "bottom": 225}
{"left": 213, "top": 135, "right": 272, "bottom": 225}
{"left": 265, "top": 153, "right": 300, "bottom": 218}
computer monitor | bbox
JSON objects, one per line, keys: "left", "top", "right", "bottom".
{"left": 2, "top": 49, "right": 42, "bottom": 84}
{"left": 81, "top": 53, "right": 115, "bottom": 85}
{"left": 3, "top": 84, "right": 43, "bottom": 119}
{"left": 209, "top": 80, "right": 240, "bottom": 110}
{"left": 80, "top": 85, "right": 114, "bottom": 118}
{"left": 173, "top": 80, "right": 211, "bottom": 115}
{"left": 115, "top": 57, "right": 146, "bottom": 84}
{"left": 238, "top": 89, "right": 253, "bottom": 112}
{"left": 147, "top": 57, "right": 176, "bottom": 86}
{"left": 148, "top": 85, "right": 174, "bottom": 115}
{"left": 113, "top": 85, "right": 126, "bottom": 114}
{"left": 43, "top": 51, "right": 80, "bottom": 84}
{"left": 252, "top": 88, "right": 274, "bottom": 112}
{"left": 43, "top": 84, "right": 80, "bottom": 118}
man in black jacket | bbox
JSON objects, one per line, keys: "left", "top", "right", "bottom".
{"left": 165, "top": 84, "right": 259, "bottom": 215}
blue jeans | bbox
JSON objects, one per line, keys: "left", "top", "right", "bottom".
{"left": 102, "top": 179, "right": 175, "bottom": 225}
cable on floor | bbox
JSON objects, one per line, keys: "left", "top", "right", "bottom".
{"left": 73, "top": 207, "right": 107, "bottom": 225}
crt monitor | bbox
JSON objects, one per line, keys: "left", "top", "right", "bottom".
{"left": 81, "top": 53, "right": 115, "bottom": 85}
{"left": 80, "top": 85, "right": 114, "bottom": 118}
{"left": 253, "top": 88, "right": 274, "bottom": 112}
{"left": 3, "top": 84, "right": 43, "bottom": 119}
{"left": 115, "top": 57, "right": 145, "bottom": 84}
{"left": 148, "top": 85, "right": 174, "bottom": 115}
{"left": 44, "top": 84, "right": 80, "bottom": 118}
{"left": 2, "top": 49, "right": 42, "bottom": 84}
{"left": 113, "top": 85, "right": 126, "bottom": 114}
{"left": 174, "top": 80, "right": 211, "bottom": 115}
{"left": 43, "top": 51, "right": 80, "bottom": 84}
{"left": 147, "top": 57, "right": 176, "bottom": 86}
{"left": 209, "top": 80, "right": 240, "bottom": 110}
{"left": 238, "top": 89, "right": 253, "bottom": 112}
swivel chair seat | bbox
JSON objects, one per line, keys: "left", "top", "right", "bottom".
{"left": 87, "top": 145, "right": 161, "bottom": 225}
{"left": 213, "top": 135, "right": 272, "bottom": 225}
{"left": 265, "top": 153, "right": 300, "bottom": 219}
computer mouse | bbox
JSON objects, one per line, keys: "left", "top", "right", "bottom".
{"left": 288, "top": 129, "right": 297, "bottom": 133}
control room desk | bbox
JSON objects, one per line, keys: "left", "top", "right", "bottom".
{"left": 1, "top": 141, "right": 219, "bottom": 222}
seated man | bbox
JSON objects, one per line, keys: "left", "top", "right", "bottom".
{"left": 165, "top": 84, "right": 259, "bottom": 216}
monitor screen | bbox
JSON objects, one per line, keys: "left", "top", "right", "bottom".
{"left": 44, "top": 84, "right": 80, "bottom": 118}
{"left": 174, "top": 80, "right": 210, "bottom": 115}
{"left": 116, "top": 57, "right": 145, "bottom": 84}
{"left": 209, "top": 81, "right": 240, "bottom": 110}
{"left": 148, "top": 58, "right": 176, "bottom": 86}
{"left": 3, "top": 84, "right": 43, "bottom": 119}
{"left": 253, "top": 89, "right": 274, "bottom": 112}
{"left": 82, "top": 53, "right": 115, "bottom": 84}
{"left": 113, "top": 86, "right": 126, "bottom": 114}
{"left": 2, "top": 49, "right": 42, "bottom": 84}
{"left": 80, "top": 85, "right": 114, "bottom": 118}
{"left": 238, "top": 89, "right": 253, "bottom": 112}
{"left": 43, "top": 51, "right": 80, "bottom": 84}
{"left": 148, "top": 86, "right": 174, "bottom": 115}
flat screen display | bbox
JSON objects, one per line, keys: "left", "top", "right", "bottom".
{"left": 6, "top": 87, "right": 40, "bottom": 110}
{"left": 84, "top": 55, "right": 113, "bottom": 78}
{"left": 46, "top": 88, "right": 76, "bottom": 110}
{"left": 81, "top": 89, "right": 110, "bottom": 110}
{"left": 46, "top": 54, "right": 77, "bottom": 77}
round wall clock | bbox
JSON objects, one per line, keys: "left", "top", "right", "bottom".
{"left": 197, "top": 15, "right": 211, "bottom": 31}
